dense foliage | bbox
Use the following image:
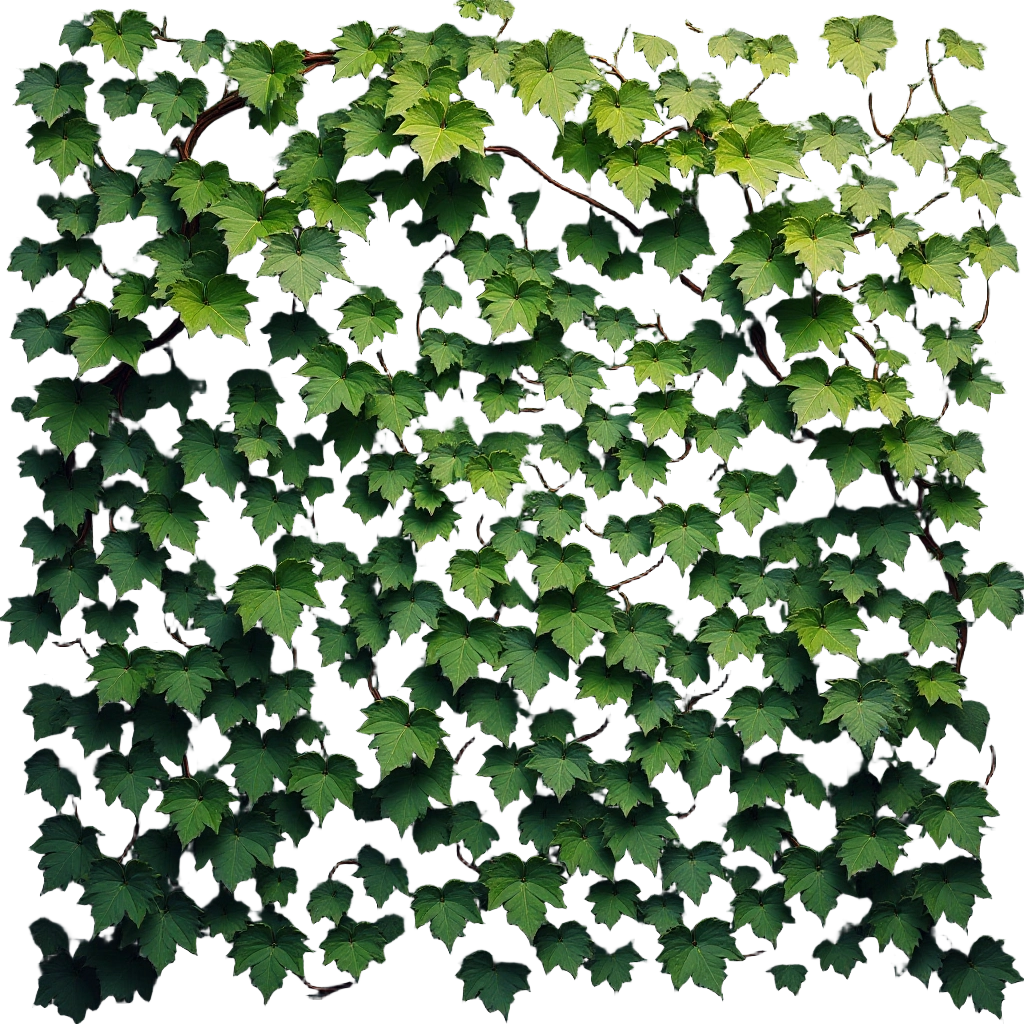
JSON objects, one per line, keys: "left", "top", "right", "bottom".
{"left": 8, "top": 4, "right": 1022, "bottom": 1020}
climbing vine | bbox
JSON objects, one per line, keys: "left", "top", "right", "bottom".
{"left": 8, "top": 5, "right": 1022, "bottom": 1020}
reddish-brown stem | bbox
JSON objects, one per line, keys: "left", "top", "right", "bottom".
{"left": 642, "top": 124, "right": 688, "bottom": 147}
{"left": 851, "top": 332, "right": 876, "bottom": 358}
{"left": 456, "top": 844, "right": 480, "bottom": 874}
{"left": 985, "top": 745, "right": 997, "bottom": 786}
{"left": 748, "top": 319, "right": 784, "bottom": 382}
{"left": 669, "top": 438, "right": 693, "bottom": 463}
{"left": 915, "top": 191, "right": 949, "bottom": 215}
{"left": 327, "top": 858, "right": 359, "bottom": 881}
{"left": 484, "top": 146, "right": 642, "bottom": 236}
{"left": 972, "top": 279, "right": 991, "bottom": 331}
{"left": 678, "top": 273, "right": 705, "bottom": 297}
{"left": 454, "top": 737, "right": 476, "bottom": 764}
{"left": 176, "top": 91, "right": 247, "bottom": 161}
{"left": 181, "top": 755, "right": 191, "bottom": 779}
{"left": 165, "top": 621, "right": 199, "bottom": 649}
{"left": 867, "top": 93, "right": 891, "bottom": 142}
{"left": 524, "top": 462, "right": 565, "bottom": 493}
{"left": 53, "top": 638, "right": 89, "bottom": 655}
{"left": 925, "top": 39, "right": 950, "bottom": 114}
{"left": 65, "top": 284, "right": 86, "bottom": 311}
{"left": 302, "top": 978, "right": 354, "bottom": 997}
{"left": 117, "top": 818, "right": 140, "bottom": 864}
{"left": 606, "top": 554, "right": 665, "bottom": 592}
{"left": 584, "top": 522, "right": 604, "bottom": 538}
{"left": 684, "top": 675, "right": 730, "bottom": 712}
{"left": 367, "top": 670, "right": 382, "bottom": 702}
{"left": 673, "top": 802, "right": 697, "bottom": 819}
{"left": 744, "top": 77, "right": 765, "bottom": 101}
{"left": 476, "top": 515, "right": 487, "bottom": 546}
{"left": 590, "top": 54, "right": 626, "bottom": 82}
{"left": 572, "top": 719, "right": 609, "bottom": 744}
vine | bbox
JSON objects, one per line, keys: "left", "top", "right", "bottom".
{"left": 7, "top": 6, "right": 1022, "bottom": 1021}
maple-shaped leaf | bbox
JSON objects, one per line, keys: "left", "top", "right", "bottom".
{"left": 779, "top": 845, "right": 849, "bottom": 921}
{"left": 536, "top": 583, "right": 617, "bottom": 661}
{"left": 939, "top": 936, "right": 1022, "bottom": 1017}
{"left": 286, "top": 752, "right": 360, "bottom": 823}
{"left": 133, "top": 489, "right": 207, "bottom": 554}
{"left": 963, "top": 563, "right": 1024, "bottom": 626}
{"left": 425, "top": 610, "right": 504, "bottom": 690}
{"left": 62, "top": 299, "right": 149, "bottom": 376}
{"left": 834, "top": 814, "right": 909, "bottom": 874}
{"left": 890, "top": 117, "right": 947, "bottom": 175}
{"left": 412, "top": 880, "right": 483, "bottom": 951}
{"left": 18, "top": 61, "right": 92, "bottom": 127}
{"left": 952, "top": 150, "right": 1019, "bottom": 215}
{"left": 651, "top": 503, "right": 722, "bottom": 573}
{"left": 714, "top": 124, "right": 806, "bottom": 199}
{"left": 782, "top": 214, "right": 858, "bottom": 281}
{"left": 358, "top": 697, "right": 447, "bottom": 777}
{"left": 657, "top": 919, "right": 743, "bottom": 995}
{"left": 724, "top": 229, "right": 800, "bottom": 302}
{"left": 897, "top": 234, "right": 968, "bottom": 302}
{"left": 32, "top": 814, "right": 101, "bottom": 893}
{"left": 900, "top": 592, "right": 963, "bottom": 656}
{"left": 803, "top": 113, "right": 869, "bottom": 170}
{"left": 225, "top": 40, "right": 304, "bottom": 114}
{"left": 914, "top": 780, "right": 997, "bottom": 857}
{"left": 783, "top": 357, "right": 866, "bottom": 426}
{"left": 915, "top": 857, "right": 991, "bottom": 928}
{"left": 31, "top": 377, "right": 115, "bottom": 457}
{"left": 552, "top": 818, "right": 615, "bottom": 877}
{"left": 157, "top": 776, "right": 233, "bottom": 845}
{"left": 192, "top": 806, "right": 278, "bottom": 888}
{"left": 457, "top": 950, "right": 531, "bottom": 1020}
{"left": 230, "top": 919, "right": 309, "bottom": 1001}
{"left": 229, "top": 560, "right": 323, "bottom": 644}
{"left": 822, "top": 16, "right": 897, "bottom": 83}
{"left": 87, "top": 10, "right": 156, "bottom": 72}
{"left": 353, "top": 844, "right": 409, "bottom": 907}
{"left": 338, "top": 287, "right": 402, "bottom": 351}
{"left": 169, "top": 274, "right": 257, "bottom": 341}
{"left": 138, "top": 888, "right": 204, "bottom": 972}
{"left": 258, "top": 227, "right": 349, "bottom": 307}
{"left": 510, "top": 30, "right": 600, "bottom": 128}
{"left": 479, "top": 853, "right": 566, "bottom": 939}
{"left": 962, "top": 223, "right": 1017, "bottom": 279}
{"left": 24, "top": 749, "right": 80, "bottom": 811}
{"left": 539, "top": 351, "right": 606, "bottom": 415}
{"left": 79, "top": 858, "right": 161, "bottom": 931}
{"left": 820, "top": 676, "right": 898, "bottom": 750}
{"left": 397, "top": 99, "right": 492, "bottom": 176}
{"left": 606, "top": 144, "right": 670, "bottom": 211}
{"left": 725, "top": 686, "right": 796, "bottom": 747}
{"left": 526, "top": 738, "right": 594, "bottom": 799}
{"left": 788, "top": 600, "right": 864, "bottom": 659}
{"left": 697, "top": 609, "right": 768, "bottom": 666}
{"left": 94, "top": 740, "right": 166, "bottom": 816}
{"left": 330, "top": 21, "right": 400, "bottom": 79}
{"left": 591, "top": 79, "right": 659, "bottom": 148}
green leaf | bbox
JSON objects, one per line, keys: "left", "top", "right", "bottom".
{"left": 898, "top": 234, "right": 968, "bottom": 302}
{"left": 354, "top": 844, "right": 409, "bottom": 907}
{"left": 457, "top": 950, "right": 531, "bottom": 1020}
{"left": 411, "top": 880, "right": 483, "bottom": 951}
{"left": 591, "top": 80, "right": 659, "bottom": 148}
{"left": 951, "top": 150, "right": 1020, "bottom": 214}
{"left": 788, "top": 600, "right": 864, "bottom": 659}
{"left": 781, "top": 214, "right": 858, "bottom": 281}
{"left": 425, "top": 610, "right": 504, "bottom": 690}
{"left": 25, "top": 749, "right": 81, "bottom": 811}
{"left": 479, "top": 853, "right": 566, "bottom": 938}
{"left": 32, "top": 814, "right": 101, "bottom": 892}
{"left": 226, "top": 40, "right": 304, "bottom": 114}
{"left": 79, "top": 858, "right": 161, "bottom": 931}
{"left": 169, "top": 274, "right": 257, "bottom": 341}
{"left": 914, "top": 780, "right": 997, "bottom": 857}
{"left": 230, "top": 920, "right": 309, "bottom": 1001}
{"left": 822, "top": 16, "right": 897, "bottom": 83}
{"left": 779, "top": 846, "right": 848, "bottom": 921}
{"left": 89, "top": 10, "right": 157, "bottom": 73}
{"left": 783, "top": 358, "right": 866, "bottom": 427}
{"left": 157, "top": 776, "right": 233, "bottom": 844}
{"left": 229, "top": 560, "right": 323, "bottom": 644}
{"left": 725, "top": 686, "right": 796, "bottom": 747}
{"left": 657, "top": 919, "right": 743, "bottom": 995}
{"left": 939, "top": 936, "right": 1022, "bottom": 1018}
{"left": 358, "top": 697, "right": 447, "bottom": 777}
{"left": 803, "top": 113, "right": 869, "bottom": 171}
{"left": 537, "top": 582, "right": 618, "bottom": 661}
{"left": 30, "top": 378, "right": 116, "bottom": 458}
{"left": 835, "top": 813, "right": 909, "bottom": 874}
{"left": 27, "top": 114, "right": 98, "bottom": 182}
{"left": 714, "top": 124, "right": 806, "bottom": 199}
{"left": 17, "top": 62, "right": 92, "bottom": 126}
{"left": 606, "top": 145, "right": 671, "bottom": 211}
{"left": 511, "top": 30, "right": 600, "bottom": 128}
{"left": 287, "top": 752, "right": 360, "bottom": 823}
{"left": 915, "top": 857, "right": 991, "bottom": 927}
{"left": 397, "top": 99, "right": 492, "bottom": 176}
{"left": 526, "top": 739, "right": 593, "bottom": 799}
